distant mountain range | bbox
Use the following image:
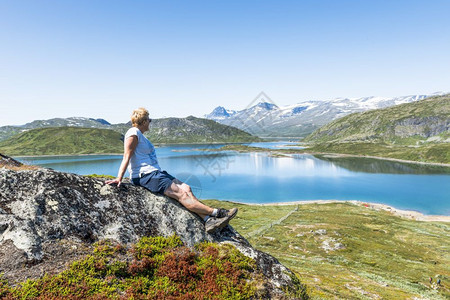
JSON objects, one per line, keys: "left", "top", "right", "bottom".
{"left": 23, "top": 117, "right": 112, "bottom": 128}
{"left": 0, "top": 116, "right": 260, "bottom": 155}
{"left": 0, "top": 117, "right": 117, "bottom": 141}
{"left": 204, "top": 92, "right": 446, "bottom": 137}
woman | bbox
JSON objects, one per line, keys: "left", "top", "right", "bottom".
{"left": 106, "top": 108, "right": 237, "bottom": 233}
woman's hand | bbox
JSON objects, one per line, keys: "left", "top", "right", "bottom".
{"left": 105, "top": 177, "right": 122, "bottom": 187}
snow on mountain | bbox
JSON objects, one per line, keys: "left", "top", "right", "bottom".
{"left": 204, "top": 106, "right": 237, "bottom": 120}
{"left": 255, "top": 102, "right": 278, "bottom": 110}
{"left": 278, "top": 101, "right": 319, "bottom": 118}
{"left": 22, "top": 117, "right": 112, "bottom": 129}
{"left": 204, "top": 93, "right": 447, "bottom": 137}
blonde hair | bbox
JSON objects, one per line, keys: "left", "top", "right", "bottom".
{"left": 131, "top": 108, "right": 149, "bottom": 126}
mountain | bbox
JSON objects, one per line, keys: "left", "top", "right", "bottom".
{"left": 0, "top": 158, "right": 308, "bottom": 298}
{"left": 303, "top": 94, "right": 450, "bottom": 144}
{"left": 204, "top": 92, "right": 446, "bottom": 138}
{"left": 0, "top": 127, "right": 125, "bottom": 156}
{"left": 0, "top": 117, "right": 112, "bottom": 141}
{"left": 91, "top": 118, "right": 111, "bottom": 125}
{"left": 107, "top": 116, "right": 261, "bottom": 144}
{"left": 204, "top": 106, "right": 237, "bottom": 120}
{"left": 22, "top": 117, "right": 112, "bottom": 129}
{"left": 0, "top": 116, "right": 261, "bottom": 146}
{"left": 301, "top": 94, "right": 450, "bottom": 164}
{"left": 145, "top": 116, "right": 260, "bottom": 144}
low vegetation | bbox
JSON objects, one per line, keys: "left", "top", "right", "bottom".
{"left": 203, "top": 200, "right": 450, "bottom": 299}
{"left": 84, "top": 174, "right": 116, "bottom": 180}
{"left": 0, "top": 236, "right": 265, "bottom": 299}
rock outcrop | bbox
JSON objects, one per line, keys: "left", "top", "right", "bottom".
{"left": 0, "top": 155, "right": 306, "bottom": 298}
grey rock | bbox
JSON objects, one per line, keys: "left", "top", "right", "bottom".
{"left": 0, "top": 168, "right": 211, "bottom": 258}
{"left": 0, "top": 165, "right": 307, "bottom": 298}
{"left": 394, "top": 116, "right": 450, "bottom": 138}
{"left": 314, "top": 229, "right": 327, "bottom": 235}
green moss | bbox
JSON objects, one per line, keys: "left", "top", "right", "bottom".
{"left": 85, "top": 174, "right": 116, "bottom": 179}
{"left": 132, "top": 235, "right": 183, "bottom": 262}
{"left": 0, "top": 274, "right": 11, "bottom": 298}
{"left": 285, "top": 272, "right": 310, "bottom": 299}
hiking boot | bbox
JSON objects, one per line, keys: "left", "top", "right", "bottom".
{"left": 205, "top": 208, "right": 238, "bottom": 233}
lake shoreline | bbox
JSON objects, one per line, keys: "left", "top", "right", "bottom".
{"left": 224, "top": 199, "right": 450, "bottom": 222}
{"left": 212, "top": 144, "right": 450, "bottom": 167}
{"left": 297, "top": 151, "right": 450, "bottom": 168}
{"left": 15, "top": 153, "right": 124, "bottom": 159}
{"left": 14, "top": 147, "right": 450, "bottom": 168}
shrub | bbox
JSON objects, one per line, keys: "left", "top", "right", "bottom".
{"left": 1, "top": 236, "right": 258, "bottom": 299}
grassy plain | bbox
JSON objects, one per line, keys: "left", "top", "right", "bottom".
{"left": 203, "top": 200, "right": 450, "bottom": 299}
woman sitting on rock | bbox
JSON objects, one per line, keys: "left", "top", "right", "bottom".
{"left": 106, "top": 107, "right": 237, "bottom": 233}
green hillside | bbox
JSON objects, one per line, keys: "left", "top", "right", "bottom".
{"left": 302, "top": 94, "right": 450, "bottom": 164}
{"left": 0, "top": 127, "right": 124, "bottom": 156}
{"left": 144, "top": 116, "right": 261, "bottom": 144}
{"left": 304, "top": 94, "right": 450, "bottom": 144}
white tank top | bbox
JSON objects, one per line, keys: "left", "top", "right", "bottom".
{"left": 125, "top": 127, "right": 161, "bottom": 178}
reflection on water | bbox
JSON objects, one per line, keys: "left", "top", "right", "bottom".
{"left": 246, "top": 141, "right": 305, "bottom": 150}
{"left": 315, "top": 155, "right": 450, "bottom": 174}
{"left": 14, "top": 143, "right": 450, "bottom": 216}
{"left": 18, "top": 155, "right": 125, "bottom": 177}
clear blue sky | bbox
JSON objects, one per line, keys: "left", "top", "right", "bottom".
{"left": 1, "top": 0, "right": 449, "bottom": 126}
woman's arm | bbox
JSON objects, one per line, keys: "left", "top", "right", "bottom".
{"left": 105, "top": 135, "right": 138, "bottom": 187}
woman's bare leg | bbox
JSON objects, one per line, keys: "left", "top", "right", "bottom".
{"left": 164, "top": 180, "right": 213, "bottom": 219}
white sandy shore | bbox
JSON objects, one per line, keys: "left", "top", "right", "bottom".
{"left": 228, "top": 199, "right": 450, "bottom": 223}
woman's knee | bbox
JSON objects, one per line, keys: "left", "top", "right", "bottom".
{"left": 179, "top": 191, "right": 196, "bottom": 209}
{"left": 181, "top": 183, "right": 192, "bottom": 193}
{"left": 165, "top": 183, "right": 196, "bottom": 208}
{"left": 164, "top": 183, "right": 181, "bottom": 198}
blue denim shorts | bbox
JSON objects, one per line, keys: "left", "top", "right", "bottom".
{"left": 132, "top": 170, "right": 175, "bottom": 194}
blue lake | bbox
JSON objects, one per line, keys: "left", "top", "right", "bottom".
{"left": 16, "top": 143, "right": 450, "bottom": 216}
